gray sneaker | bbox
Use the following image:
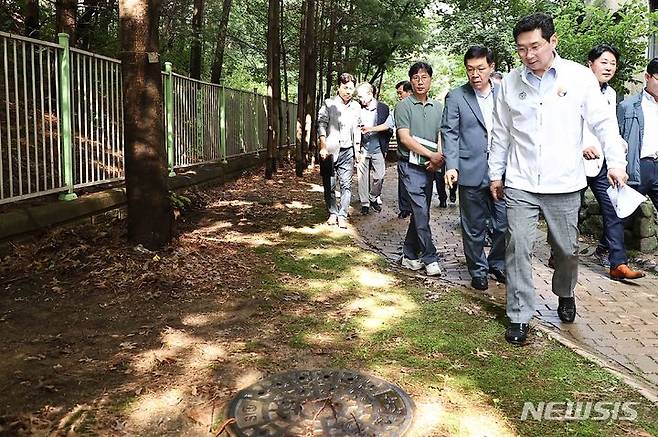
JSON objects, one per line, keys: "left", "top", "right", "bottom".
{"left": 401, "top": 256, "right": 423, "bottom": 271}
{"left": 425, "top": 261, "right": 443, "bottom": 276}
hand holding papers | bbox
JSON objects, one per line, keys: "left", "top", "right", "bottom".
{"left": 409, "top": 136, "right": 438, "bottom": 166}
{"left": 606, "top": 184, "right": 647, "bottom": 218}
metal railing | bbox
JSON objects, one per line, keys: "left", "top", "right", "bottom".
{"left": 0, "top": 31, "right": 296, "bottom": 205}
{"left": 0, "top": 32, "right": 65, "bottom": 203}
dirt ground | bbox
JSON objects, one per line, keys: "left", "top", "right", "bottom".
{"left": 0, "top": 164, "right": 340, "bottom": 435}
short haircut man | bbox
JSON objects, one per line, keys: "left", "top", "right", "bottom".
{"left": 488, "top": 13, "right": 628, "bottom": 345}
{"left": 317, "top": 72, "right": 360, "bottom": 228}
{"left": 442, "top": 45, "right": 507, "bottom": 291}
{"left": 394, "top": 61, "right": 445, "bottom": 276}
{"left": 617, "top": 58, "right": 658, "bottom": 244}
{"left": 355, "top": 82, "right": 392, "bottom": 215}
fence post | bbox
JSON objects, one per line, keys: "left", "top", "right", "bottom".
{"left": 219, "top": 85, "right": 228, "bottom": 164}
{"left": 57, "top": 33, "right": 77, "bottom": 201}
{"left": 253, "top": 87, "right": 259, "bottom": 158}
{"left": 164, "top": 62, "right": 175, "bottom": 176}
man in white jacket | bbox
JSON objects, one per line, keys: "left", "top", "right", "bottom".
{"left": 488, "top": 13, "right": 628, "bottom": 345}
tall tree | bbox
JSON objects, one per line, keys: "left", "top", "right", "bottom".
{"left": 25, "top": 0, "right": 40, "bottom": 38}
{"left": 210, "top": 0, "right": 233, "bottom": 84}
{"left": 280, "top": 0, "right": 291, "bottom": 147}
{"left": 119, "top": 0, "right": 172, "bottom": 249}
{"left": 56, "top": 0, "right": 78, "bottom": 44}
{"left": 324, "top": 0, "right": 337, "bottom": 99}
{"left": 190, "top": 0, "right": 204, "bottom": 79}
{"left": 295, "top": 0, "right": 316, "bottom": 176}
{"left": 265, "top": 0, "right": 281, "bottom": 178}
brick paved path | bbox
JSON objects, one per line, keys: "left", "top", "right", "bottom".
{"left": 352, "top": 164, "right": 658, "bottom": 391}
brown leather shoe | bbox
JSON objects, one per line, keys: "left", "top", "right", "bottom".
{"left": 610, "top": 264, "right": 645, "bottom": 280}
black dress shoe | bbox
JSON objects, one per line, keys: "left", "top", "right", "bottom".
{"left": 398, "top": 211, "right": 411, "bottom": 219}
{"left": 505, "top": 323, "right": 529, "bottom": 345}
{"left": 449, "top": 191, "right": 457, "bottom": 203}
{"left": 488, "top": 267, "right": 506, "bottom": 284}
{"left": 370, "top": 201, "right": 382, "bottom": 213}
{"left": 471, "top": 276, "right": 488, "bottom": 290}
{"left": 439, "top": 200, "right": 447, "bottom": 208}
{"left": 361, "top": 206, "right": 370, "bottom": 215}
{"left": 557, "top": 297, "right": 576, "bottom": 323}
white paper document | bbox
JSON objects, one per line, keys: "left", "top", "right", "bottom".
{"left": 408, "top": 136, "right": 438, "bottom": 166}
{"left": 606, "top": 184, "right": 647, "bottom": 218}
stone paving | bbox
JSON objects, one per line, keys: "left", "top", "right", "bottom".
{"left": 351, "top": 164, "right": 658, "bottom": 393}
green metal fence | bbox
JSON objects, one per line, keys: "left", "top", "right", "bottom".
{"left": 0, "top": 31, "right": 296, "bottom": 205}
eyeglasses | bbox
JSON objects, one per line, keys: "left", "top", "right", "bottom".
{"left": 466, "top": 67, "right": 490, "bottom": 75}
{"left": 516, "top": 40, "right": 548, "bottom": 57}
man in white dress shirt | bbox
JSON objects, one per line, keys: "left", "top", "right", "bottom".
{"left": 488, "top": 13, "right": 628, "bottom": 345}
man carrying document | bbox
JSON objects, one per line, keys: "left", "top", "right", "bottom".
{"left": 394, "top": 61, "right": 445, "bottom": 276}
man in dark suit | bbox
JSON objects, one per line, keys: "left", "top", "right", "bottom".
{"left": 442, "top": 46, "right": 507, "bottom": 290}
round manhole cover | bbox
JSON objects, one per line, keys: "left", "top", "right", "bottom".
{"left": 226, "top": 369, "right": 415, "bottom": 436}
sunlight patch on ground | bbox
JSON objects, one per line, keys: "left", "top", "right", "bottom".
{"left": 284, "top": 200, "right": 312, "bottom": 209}
{"left": 235, "top": 369, "right": 264, "bottom": 391}
{"left": 346, "top": 292, "right": 417, "bottom": 333}
{"left": 304, "top": 279, "right": 348, "bottom": 295}
{"left": 353, "top": 266, "right": 394, "bottom": 289}
{"left": 406, "top": 397, "right": 445, "bottom": 437}
{"left": 212, "top": 200, "right": 255, "bottom": 207}
{"left": 195, "top": 343, "right": 227, "bottom": 363}
{"left": 181, "top": 313, "right": 221, "bottom": 327}
{"left": 218, "top": 231, "right": 279, "bottom": 247}
{"left": 161, "top": 328, "right": 197, "bottom": 349}
{"left": 191, "top": 220, "right": 233, "bottom": 234}
{"left": 300, "top": 181, "right": 325, "bottom": 193}
{"left": 280, "top": 225, "right": 347, "bottom": 238}
{"left": 302, "top": 332, "right": 340, "bottom": 347}
{"left": 131, "top": 347, "right": 180, "bottom": 373}
{"left": 128, "top": 388, "right": 185, "bottom": 428}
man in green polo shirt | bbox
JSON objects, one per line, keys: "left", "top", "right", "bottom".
{"left": 395, "top": 61, "right": 445, "bottom": 276}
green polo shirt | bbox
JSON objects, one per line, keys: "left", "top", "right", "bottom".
{"left": 394, "top": 95, "right": 443, "bottom": 159}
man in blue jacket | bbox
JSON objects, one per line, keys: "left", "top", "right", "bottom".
{"left": 617, "top": 58, "right": 658, "bottom": 211}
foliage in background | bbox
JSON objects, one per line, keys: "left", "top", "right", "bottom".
{"left": 554, "top": 0, "right": 658, "bottom": 94}
{"left": 433, "top": 0, "right": 558, "bottom": 72}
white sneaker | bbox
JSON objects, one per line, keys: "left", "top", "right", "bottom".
{"left": 425, "top": 261, "right": 443, "bottom": 276}
{"left": 401, "top": 256, "right": 423, "bottom": 271}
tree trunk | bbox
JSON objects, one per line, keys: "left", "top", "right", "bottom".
{"left": 119, "top": 0, "right": 172, "bottom": 249}
{"left": 56, "top": 0, "right": 77, "bottom": 45}
{"left": 305, "top": 0, "right": 319, "bottom": 163}
{"left": 295, "top": 0, "right": 316, "bottom": 176}
{"left": 210, "top": 0, "right": 233, "bottom": 84}
{"left": 324, "top": 1, "right": 337, "bottom": 99}
{"left": 280, "top": 0, "right": 291, "bottom": 150}
{"left": 190, "top": 0, "right": 204, "bottom": 79}
{"left": 265, "top": 0, "right": 281, "bottom": 179}
{"left": 25, "top": 0, "right": 40, "bottom": 38}
{"left": 295, "top": 0, "right": 309, "bottom": 176}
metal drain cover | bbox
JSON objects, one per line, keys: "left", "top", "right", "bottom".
{"left": 226, "top": 368, "right": 415, "bottom": 436}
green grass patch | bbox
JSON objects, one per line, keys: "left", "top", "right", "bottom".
{"left": 248, "top": 219, "right": 658, "bottom": 436}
